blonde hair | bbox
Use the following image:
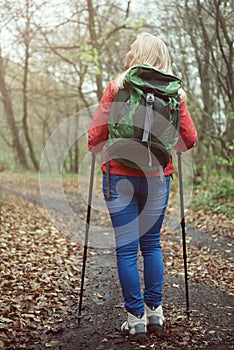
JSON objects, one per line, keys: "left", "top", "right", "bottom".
{"left": 115, "top": 32, "right": 173, "bottom": 90}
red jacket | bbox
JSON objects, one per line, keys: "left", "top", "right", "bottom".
{"left": 88, "top": 80, "right": 197, "bottom": 176}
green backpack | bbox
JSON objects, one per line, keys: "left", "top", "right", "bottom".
{"left": 107, "top": 64, "right": 183, "bottom": 173}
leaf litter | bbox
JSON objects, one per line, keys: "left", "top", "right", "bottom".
{"left": 0, "top": 191, "right": 82, "bottom": 349}
{"left": 0, "top": 173, "right": 233, "bottom": 349}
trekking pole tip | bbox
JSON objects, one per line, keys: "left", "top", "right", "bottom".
{"left": 77, "top": 314, "right": 82, "bottom": 327}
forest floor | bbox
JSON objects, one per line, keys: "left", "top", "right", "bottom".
{"left": 0, "top": 172, "right": 233, "bottom": 350}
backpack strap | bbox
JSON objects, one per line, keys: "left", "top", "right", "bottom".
{"left": 142, "top": 92, "right": 154, "bottom": 142}
{"left": 142, "top": 92, "right": 154, "bottom": 166}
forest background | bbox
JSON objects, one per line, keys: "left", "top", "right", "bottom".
{"left": 0, "top": 0, "right": 233, "bottom": 217}
{"left": 0, "top": 1, "right": 233, "bottom": 349}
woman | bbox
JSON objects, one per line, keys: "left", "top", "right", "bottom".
{"left": 88, "top": 32, "right": 197, "bottom": 341}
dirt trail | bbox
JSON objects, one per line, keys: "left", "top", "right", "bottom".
{"left": 44, "top": 245, "right": 234, "bottom": 350}
{"left": 1, "top": 179, "right": 234, "bottom": 349}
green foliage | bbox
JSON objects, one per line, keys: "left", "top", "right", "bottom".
{"left": 191, "top": 176, "right": 234, "bottom": 218}
{"left": 215, "top": 154, "right": 234, "bottom": 167}
{"left": 215, "top": 140, "right": 234, "bottom": 175}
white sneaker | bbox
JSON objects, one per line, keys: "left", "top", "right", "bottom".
{"left": 145, "top": 304, "right": 165, "bottom": 334}
{"left": 121, "top": 312, "right": 147, "bottom": 341}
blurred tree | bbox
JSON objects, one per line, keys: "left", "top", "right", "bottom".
{"left": 0, "top": 0, "right": 30, "bottom": 169}
{"left": 3, "top": 0, "right": 232, "bottom": 177}
{"left": 158, "top": 0, "right": 234, "bottom": 177}
{"left": 38, "top": 0, "right": 143, "bottom": 172}
{"left": 0, "top": 48, "right": 29, "bottom": 168}
{"left": 184, "top": 0, "right": 233, "bottom": 177}
{"left": 21, "top": 0, "right": 40, "bottom": 170}
{"left": 0, "top": 0, "right": 46, "bottom": 170}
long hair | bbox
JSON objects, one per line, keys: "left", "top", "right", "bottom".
{"left": 115, "top": 32, "right": 174, "bottom": 90}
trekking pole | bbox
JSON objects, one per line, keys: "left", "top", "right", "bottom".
{"left": 177, "top": 151, "right": 191, "bottom": 320}
{"left": 78, "top": 152, "right": 96, "bottom": 326}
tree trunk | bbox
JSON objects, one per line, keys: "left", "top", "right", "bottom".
{"left": 22, "top": 0, "right": 39, "bottom": 171}
{"left": 0, "top": 52, "right": 29, "bottom": 169}
{"left": 87, "top": 0, "right": 104, "bottom": 100}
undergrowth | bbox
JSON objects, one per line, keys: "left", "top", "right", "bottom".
{"left": 191, "top": 176, "right": 234, "bottom": 218}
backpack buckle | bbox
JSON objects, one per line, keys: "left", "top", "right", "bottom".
{"left": 146, "top": 93, "right": 154, "bottom": 104}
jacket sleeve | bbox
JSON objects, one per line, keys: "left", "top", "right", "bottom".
{"left": 175, "top": 97, "right": 198, "bottom": 152}
{"left": 88, "top": 81, "right": 116, "bottom": 154}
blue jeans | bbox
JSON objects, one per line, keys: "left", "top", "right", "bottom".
{"left": 102, "top": 173, "right": 170, "bottom": 317}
